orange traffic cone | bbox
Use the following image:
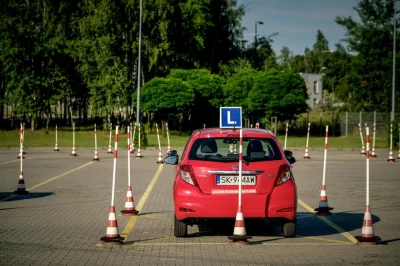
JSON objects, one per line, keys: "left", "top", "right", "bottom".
{"left": 304, "top": 148, "right": 310, "bottom": 159}
{"left": 71, "top": 146, "right": 77, "bottom": 156}
{"left": 356, "top": 205, "right": 380, "bottom": 245}
{"left": 360, "top": 145, "right": 366, "bottom": 155}
{"left": 107, "top": 144, "right": 113, "bottom": 154}
{"left": 157, "top": 151, "right": 163, "bottom": 164}
{"left": 100, "top": 206, "right": 124, "bottom": 245}
{"left": 121, "top": 186, "right": 139, "bottom": 216}
{"left": 370, "top": 148, "right": 377, "bottom": 157}
{"left": 14, "top": 171, "right": 29, "bottom": 194}
{"left": 387, "top": 151, "right": 395, "bottom": 162}
{"left": 227, "top": 206, "right": 252, "bottom": 245}
{"left": 93, "top": 150, "right": 100, "bottom": 161}
{"left": 314, "top": 185, "right": 333, "bottom": 215}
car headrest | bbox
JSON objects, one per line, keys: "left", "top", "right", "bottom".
{"left": 201, "top": 139, "right": 218, "bottom": 153}
{"left": 247, "top": 139, "right": 264, "bottom": 157}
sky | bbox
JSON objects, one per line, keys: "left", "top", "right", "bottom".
{"left": 237, "top": 0, "right": 361, "bottom": 55}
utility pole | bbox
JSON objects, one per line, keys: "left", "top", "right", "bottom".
{"left": 136, "top": 0, "right": 143, "bottom": 126}
{"left": 254, "top": 21, "right": 263, "bottom": 69}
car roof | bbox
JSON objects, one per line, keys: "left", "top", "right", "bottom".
{"left": 191, "top": 128, "right": 276, "bottom": 139}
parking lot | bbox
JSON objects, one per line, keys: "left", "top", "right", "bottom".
{"left": 1, "top": 146, "right": 400, "bottom": 265}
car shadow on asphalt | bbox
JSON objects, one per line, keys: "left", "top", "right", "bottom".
{"left": 0, "top": 192, "right": 54, "bottom": 202}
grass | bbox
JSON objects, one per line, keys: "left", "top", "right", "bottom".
{"left": 0, "top": 129, "right": 392, "bottom": 150}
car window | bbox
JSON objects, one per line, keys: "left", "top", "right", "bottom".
{"left": 188, "top": 137, "right": 282, "bottom": 162}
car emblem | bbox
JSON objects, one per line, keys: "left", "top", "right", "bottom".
{"left": 232, "top": 164, "right": 239, "bottom": 170}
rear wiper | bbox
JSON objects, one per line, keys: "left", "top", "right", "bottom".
{"left": 215, "top": 156, "right": 249, "bottom": 165}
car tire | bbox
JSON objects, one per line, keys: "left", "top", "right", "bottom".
{"left": 282, "top": 221, "right": 296, "bottom": 238}
{"left": 174, "top": 215, "right": 187, "bottom": 237}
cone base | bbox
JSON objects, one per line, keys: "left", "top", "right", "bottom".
{"left": 54, "top": 149, "right": 60, "bottom": 152}
{"left": 121, "top": 209, "right": 139, "bottom": 216}
{"left": 228, "top": 235, "right": 252, "bottom": 245}
{"left": 136, "top": 155, "right": 143, "bottom": 158}
{"left": 387, "top": 158, "right": 395, "bottom": 162}
{"left": 157, "top": 160, "right": 164, "bottom": 164}
{"left": 355, "top": 236, "right": 381, "bottom": 246}
{"left": 100, "top": 236, "right": 124, "bottom": 245}
{"left": 303, "top": 156, "right": 310, "bottom": 159}
{"left": 314, "top": 207, "right": 333, "bottom": 216}
{"left": 14, "top": 190, "right": 29, "bottom": 195}
{"left": 107, "top": 151, "right": 113, "bottom": 154}
{"left": 370, "top": 155, "right": 377, "bottom": 157}
{"left": 93, "top": 158, "right": 100, "bottom": 161}
{"left": 70, "top": 154, "right": 77, "bottom": 156}
{"left": 17, "top": 156, "right": 25, "bottom": 159}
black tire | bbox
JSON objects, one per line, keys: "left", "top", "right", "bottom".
{"left": 282, "top": 221, "right": 296, "bottom": 238}
{"left": 174, "top": 215, "right": 187, "bottom": 237}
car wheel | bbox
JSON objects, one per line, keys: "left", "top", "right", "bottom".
{"left": 282, "top": 221, "right": 296, "bottom": 238}
{"left": 174, "top": 214, "right": 187, "bottom": 237}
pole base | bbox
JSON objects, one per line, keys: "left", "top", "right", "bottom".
{"left": 228, "top": 235, "right": 252, "bottom": 245}
{"left": 17, "top": 156, "right": 25, "bottom": 159}
{"left": 121, "top": 209, "right": 139, "bottom": 216}
{"left": 355, "top": 235, "right": 381, "bottom": 246}
{"left": 93, "top": 158, "right": 100, "bottom": 161}
{"left": 387, "top": 158, "right": 395, "bottom": 162}
{"left": 54, "top": 148, "right": 60, "bottom": 152}
{"left": 314, "top": 207, "right": 333, "bottom": 216}
{"left": 303, "top": 156, "right": 311, "bottom": 159}
{"left": 156, "top": 161, "right": 164, "bottom": 164}
{"left": 100, "top": 236, "right": 124, "bottom": 245}
{"left": 14, "top": 190, "right": 29, "bottom": 195}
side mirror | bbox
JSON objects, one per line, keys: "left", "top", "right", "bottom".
{"left": 284, "top": 150, "right": 296, "bottom": 164}
{"left": 164, "top": 155, "right": 179, "bottom": 165}
{"left": 167, "top": 150, "right": 178, "bottom": 156}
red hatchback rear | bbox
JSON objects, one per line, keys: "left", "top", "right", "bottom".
{"left": 164, "top": 128, "right": 297, "bottom": 238}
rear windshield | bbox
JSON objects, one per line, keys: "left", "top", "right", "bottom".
{"left": 188, "top": 137, "right": 282, "bottom": 162}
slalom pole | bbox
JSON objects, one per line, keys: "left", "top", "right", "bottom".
{"left": 54, "top": 124, "right": 60, "bottom": 151}
{"left": 284, "top": 122, "right": 288, "bottom": 150}
{"left": 131, "top": 122, "right": 136, "bottom": 153}
{"left": 156, "top": 123, "right": 163, "bottom": 163}
{"left": 100, "top": 126, "right": 124, "bottom": 244}
{"left": 136, "top": 123, "right": 142, "bottom": 158}
{"left": 228, "top": 126, "right": 251, "bottom": 245}
{"left": 107, "top": 123, "right": 113, "bottom": 154}
{"left": 359, "top": 123, "right": 365, "bottom": 154}
{"left": 71, "top": 123, "right": 77, "bottom": 156}
{"left": 304, "top": 122, "right": 311, "bottom": 159}
{"left": 93, "top": 123, "right": 100, "bottom": 161}
{"left": 17, "top": 123, "right": 24, "bottom": 159}
{"left": 315, "top": 125, "right": 333, "bottom": 215}
{"left": 398, "top": 123, "right": 400, "bottom": 159}
{"left": 166, "top": 122, "right": 171, "bottom": 154}
{"left": 356, "top": 126, "right": 380, "bottom": 245}
{"left": 22, "top": 123, "right": 26, "bottom": 154}
{"left": 121, "top": 126, "right": 139, "bottom": 216}
{"left": 387, "top": 123, "right": 395, "bottom": 162}
{"left": 370, "top": 123, "right": 377, "bottom": 157}
{"left": 14, "top": 125, "right": 28, "bottom": 194}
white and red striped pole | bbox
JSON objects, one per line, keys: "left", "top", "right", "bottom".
{"left": 93, "top": 124, "right": 100, "bottom": 161}
{"left": 356, "top": 126, "right": 380, "bottom": 245}
{"left": 71, "top": 123, "right": 77, "bottom": 156}
{"left": 156, "top": 123, "right": 163, "bottom": 163}
{"left": 101, "top": 126, "right": 124, "bottom": 244}
{"left": 370, "top": 123, "right": 377, "bottom": 157}
{"left": 304, "top": 122, "right": 311, "bottom": 159}
{"left": 315, "top": 125, "right": 333, "bottom": 215}
{"left": 129, "top": 122, "right": 134, "bottom": 153}
{"left": 14, "top": 125, "right": 28, "bottom": 194}
{"left": 107, "top": 123, "right": 113, "bottom": 154}
{"left": 284, "top": 123, "right": 289, "bottom": 150}
{"left": 359, "top": 123, "right": 365, "bottom": 154}
{"left": 228, "top": 126, "right": 251, "bottom": 245}
{"left": 203, "top": 123, "right": 206, "bottom": 129}
{"left": 387, "top": 123, "right": 395, "bottom": 162}
{"left": 22, "top": 123, "right": 26, "bottom": 154}
{"left": 166, "top": 122, "right": 171, "bottom": 154}
{"left": 17, "top": 123, "right": 24, "bottom": 159}
{"left": 54, "top": 124, "right": 60, "bottom": 151}
{"left": 121, "top": 126, "right": 139, "bottom": 216}
{"left": 136, "top": 123, "right": 142, "bottom": 158}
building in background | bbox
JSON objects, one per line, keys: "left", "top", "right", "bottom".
{"left": 300, "top": 73, "right": 323, "bottom": 109}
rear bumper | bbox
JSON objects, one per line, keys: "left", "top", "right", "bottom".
{"left": 174, "top": 180, "right": 297, "bottom": 221}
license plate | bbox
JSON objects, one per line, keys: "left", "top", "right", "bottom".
{"left": 216, "top": 176, "right": 256, "bottom": 185}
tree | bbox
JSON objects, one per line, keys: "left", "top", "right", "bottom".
{"left": 248, "top": 69, "right": 308, "bottom": 121}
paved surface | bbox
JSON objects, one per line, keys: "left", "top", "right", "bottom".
{"left": 0, "top": 146, "right": 400, "bottom": 265}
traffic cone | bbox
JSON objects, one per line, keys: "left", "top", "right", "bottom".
{"left": 228, "top": 206, "right": 252, "bottom": 245}
{"left": 71, "top": 123, "right": 77, "bottom": 156}
{"left": 54, "top": 142, "right": 59, "bottom": 152}
{"left": 121, "top": 186, "right": 139, "bottom": 216}
{"left": 355, "top": 206, "right": 380, "bottom": 245}
{"left": 397, "top": 149, "right": 400, "bottom": 160}
{"left": 314, "top": 185, "right": 333, "bottom": 216}
{"left": 54, "top": 125, "right": 60, "bottom": 151}
{"left": 157, "top": 150, "right": 163, "bottom": 163}
{"left": 370, "top": 148, "right": 377, "bottom": 157}
{"left": 71, "top": 146, "right": 77, "bottom": 156}
{"left": 17, "top": 149, "right": 24, "bottom": 159}
{"left": 93, "top": 150, "right": 100, "bottom": 161}
{"left": 14, "top": 171, "right": 29, "bottom": 194}
{"left": 387, "top": 151, "right": 395, "bottom": 162}
{"left": 361, "top": 145, "right": 366, "bottom": 155}
{"left": 100, "top": 206, "right": 124, "bottom": 245}
{"left": 304, "top": 148, "right": 310, "bottom": 159}
{"left": 107, "top": 144, "right": 113, "bottom": 154}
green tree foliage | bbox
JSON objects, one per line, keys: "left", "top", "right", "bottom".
{"left": 335, "top": 0, "right": 399, "bottom": 112}
{"left": 248, "top": 69, "right": 308, "bottom": 121}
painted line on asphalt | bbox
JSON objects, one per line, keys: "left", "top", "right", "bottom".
{"left": 0, "top": 159, "right": 19, "bottom": 165}
{"left": 0, "top": 161, "right": 94, "bottom": 202}
{"left": 298, "top": 199, "right": 358, "bottom": 244}
{"left": 120, "top": 164, "right": 164, "bottom": 242}
{"left": 128, "top": 242, "right": 350, "bottom": 246}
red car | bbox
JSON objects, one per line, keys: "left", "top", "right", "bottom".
{"left": 164, "top": 128, "right": 297, "bottom": 238}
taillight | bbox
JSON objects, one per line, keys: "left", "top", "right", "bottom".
{"left": 277, "top": 165, "right": 292, "bottom": 185}
{"left": 180, "top": 165, "right": 197, "bottom": 186}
